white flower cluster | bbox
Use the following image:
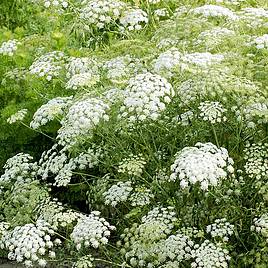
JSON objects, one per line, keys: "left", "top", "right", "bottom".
{"left": 70, "top": 211, "right": 115, "bottom": 250}
{"left": 119, "top": 207, "right": 178, "bottom": 267}
{"left": 170, "top": 142, "right": 235, "bottom": 191}
{"left": 42, "top": 0, "right": 68, "bottom": 9}
{"left": 65, "top": 57, "right": 99, "bottom": 79}
{"left": 195, "top": 27, "right": 235, "bottom": 48}
{"left": 192, "top": 5, "right": 237, "bottom": 20}
{"left": 79, "top": 0, "right": 127, "bottom": 29}
{"left": 0, "top": 153, "right": 38, "bottom": 185}
{"left": 129, "top": 186, "right": 154, "bottom": 207}
{"left": 0, "top": 222, "right": 10, "bottom": 238}
{"left": 66, "top": 72, "right": 100, "bottom": 90}
{"left": 103, "top": 55, "right": 143, "bottom": 83}
{"left": 153, "top": 168, "right": 170, "bottom": 183}
{"left": 191, "top": 240, "right": 230, "bottom": 268}
{"left": 29, "top": 51, "right": 66, "bottom": 81}
{"left": 120, "top": 8, "right": 148, "bottom": 31}
{"left": 153, "top": 48, "right": 182, "bottom": 78}
{"left": 38, "top": 145, "right": 102, "bottom": 186}
{"left": 118, "top": 154, "right": 146, "bottom": 177}
{"left": 177, "top": 73, "right": 260, "bottom": 108}
{"left": 103, "top": 181, "right": 133, "bottom": 206}
{"left": 103, "top": 88, "right": 124, "bottom": 104}
{"left": 198, "top": 101, "right": 227, "bottom": 124}
{"left": 72, "top": 255, "right": 94, "bottom": 268}
{"left": 206, "top": 218, "right": 234, "bottom": 242}
{"left": 3, "top": 68, "right": 27, "bottom": 82}
{"left": 156, "top": 38, "right": 179, "bottom": 50}
{"left": 235, "top": 100, "right": 268, "bottom": 128}
{"left": 251, "top": 214, "right": 268, "bottom": 241}
{"left": 250, "top": 34, "right": 268, "bottom": 50}
{"left": 7, "top": 109, "right": 28, "bottom": 124}
{"left": 0, "top": 39, "right": 20, "bottom": 56}
{"left": 238, "top": 8, "right": 268, "bottom": 28}
{"left": 37, "top": 198, "right": 82, "bottom": 229}
{"left": 157, "top": 232, "right": 194, "bottom": 263}
{"left": 243, "top": 142, "right": 268, "bottom": 181}
{"left": 57, "top": 97, "right": 109, "bottom": 147}
{"left": 141, "top": 206, "right": 177, "bottom": 233}
{"left": 182, "top": 52, "right": 224, "bottom": 68}
{"left": 0, "top": 220, "right": 59, "bottom": 267}
{"left": 30, "top": 96, "right": 73, "bottom": 129}
{"left": 149, "top": 0, "right": 161, "bottom": 4}
{"left": 119, "top": 72, "right": 174, "bottom": 123}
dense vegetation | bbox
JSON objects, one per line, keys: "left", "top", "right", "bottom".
{"left": 0, "top": 0, "right": 268, "bottom": 267}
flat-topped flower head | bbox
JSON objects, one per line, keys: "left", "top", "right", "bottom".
{"left": 119, "top": 72, "right": 174, "bottom": 124}
{"left": 30, "top": 96, "right": 73, "bottom": 129}
{"left": 57, "top": 97, "right": 109, "bottom": 147}
{"left": 0, "top": 39, "right": 21, "bottom": 56}
{"left": 170, "top": 143, "right": 234, "bottom": 191}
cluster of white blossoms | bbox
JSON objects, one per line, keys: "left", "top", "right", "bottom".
{"left": 30, "top": 96, "right": 73, "bottom": 129}
{"left": 65, "top": 57, "right": 99, "bottom": 79}
{"left": 103, "top": 55, "right": 143, "bottom": 83}
{"left": 103, "top": 181, "right": 154, "bottom": 207}
{"left": 66, "top": 72, "right": 100, "bottom": 90}
{"left": 0, "top": 222, "right": 10, "bottom": 238}
{"left": 70, "top": 211, "right": 115, "bottom": 250}
{"left": 206, "top": 218, "right": 234, "bottom": 242}
{"left": 250, "top": 34, "right": 268, "bottom": 49}
{"left": 179, "top": 73, "right": 260, "bottom": 109}
{"left": 0, "top": 220, "right": 59, "bottom": 267}
{"left": 195, "top": 27, "right": 235, "bottom": 48}
{"left": 118, "top": 154, "right": 146, "bottom": 177}
{"left": 2, "top": 68, "right": 27, "bottom": 82}
{"left": 129, "top": 186, "right": 154, "bottom": 207}
{"left": 240, "top": 101, "right": 268, "bottom": 128}
{"left": 57, "top": 97, "right": 109, "bottom": 147}
{"left": 153, "top": 48, "right": 182, "bottom": 78}
{"left": 142, "top": 206, "right": 177, "bottom": 233}
{"left": 191, "top": 240, "right": 230, "bottom": 268}
{"left": 148, "top": 0, "right": 161, "bottom": 4}
{"left": 154, "top": 8, "right": 169, "bottom": 20}
{"left": 38, "top": 145, "right": 102, "bottom": 186}
{"left": 243, "top": 142, "right": 268, "bottom": 181}
{"left": 198, "top": 101, "right": 227, "bottom": 124}
{"left": 7, "top": 109, "right": 28, "bottom": 124}
{"left": 103, "top": 181, "right": 133, "bottom": 207}
{"left": 119, "top": 207, "right": 178, "bottom": 267}
{"left": 79, "top": 0, "right": 127, "bottom": 29}
{"left": 156, "top": 38, "right": 179, "bottom": 50}
{"left": 41, "top": 0, "right": 68, "bottom": 9}
{"left": 37, "top": 198, "right": 82, "bottom": 229}
{"left": 0, "top": 153, "right": 38, "bottom": 185}
{"left": 119, "top": 8, "right": 148, "bottom": 31}
{"left": 103, "top": 87, "right": 124, "bottom": 104}
{"left": 156, "top": 232, "right": 194, "bottom": 264}
{"left": 251, "top": 214, "right": 268, "bottom": 241}
{"left": 29, "top": 51, "right": 66, "bottom": 81}
{"left": 170, "top": 142, "right": 235, "bottom": 191}
{"left": 0, "top": 39, "right": 20, "bottom": 56}
{"left": 191, "top": 5, "right": 238, "bottom": 20}
{"left": 182, "top": 52, "right": 224, "bottom": 68}
{"left": 119, "top": 72, "right": 174, "bottom": 123}
{"left": 72, "top": 255, "right": 95, "bottom": 268}
{"left": 238, "top": 8, "right": 268, "bottom": 28}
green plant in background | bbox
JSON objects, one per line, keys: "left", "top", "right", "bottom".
{"left": 0, "top": 0, "right": 268, "bottom": 267}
